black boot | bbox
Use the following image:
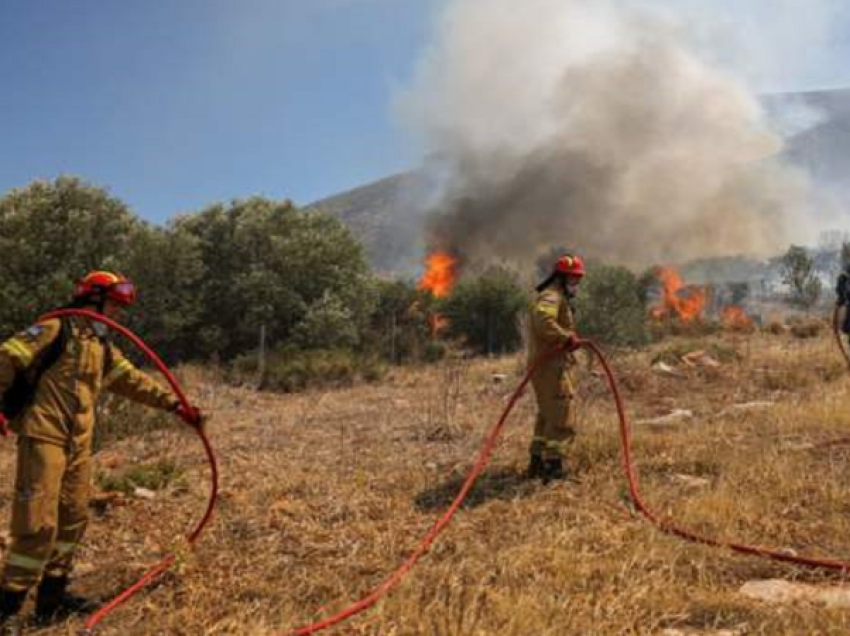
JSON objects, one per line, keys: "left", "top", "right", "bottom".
{"left": 34, "top": 575, "right": 93, "bottom": 623}
{"left": 541, "top": 458, "right": 566, "bottom": 484}
{"left": 0, "top": 589, "right": 26, "bottom": 636}
{"left": 526, "top": 454, "right": 545, "bottom": 479}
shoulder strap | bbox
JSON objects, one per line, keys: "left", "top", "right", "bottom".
{"left": 29, "top": 318, "right": 70, "bottom": 388}
{"left": 101, "top": 335, "right": 114, "bottom": 377}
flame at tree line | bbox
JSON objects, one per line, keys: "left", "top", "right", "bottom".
{"left": 721, "top": 305, "right": 754, "bottom": 330}
{"left": 416, "top": 257, "right": 752, "bottom": 330}
{"left": 417, "top": 250, "right": 459, "bottom": 336}
{"left": 650, "top": 266, "right": 753, "bottom": 328}
{"left": 651, "top": 267, "right": 707, "bottom": 323}
{"left": 418, "top": 250, "right": 459, "bottom": 298}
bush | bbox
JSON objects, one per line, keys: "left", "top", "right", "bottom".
{"left": 366, "top": 280, "right": 436, "bottom": 364}
{"left": 290, "top": 292, "right": 360, "bottom": 350}
{"left": 441, "top": 267, "right": 528, "bottom": 355}
{"left": 790, "top": 319, "right": 824, "bottom": 339}
{"left": 781, "top": 245, "right": 822, "bottom": 310}
{"left": 763, "top": 320, "right": 788, "bottom": 335}
{"left": 96, "top": 459, "right": 184, "bottom": 494}
{"left": 574, "top": 264, "right": 649, "bottom": 348}
{"left": 230, "top": 346, "right": 386, "bottom": 393}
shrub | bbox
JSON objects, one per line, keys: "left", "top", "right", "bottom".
{"left": 790, "top": 319, "right": 824, "bottom": 339}
{"left": 97, "top": 459, "right": 184, "bottom": 494}
{"left": 574, "top": 264, "right": 649, "bottom": 348}
{"left": 230, "top": 346, "right": 386, "bottom": 393}
{"left": 366, "top": 280, "right": 436, "bottom": 364}
{"left": 441, "top": 267, "right": 528, "bottom": 355}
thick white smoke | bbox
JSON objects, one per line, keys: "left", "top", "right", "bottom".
{"left": 397, "top": 0, "right": 815, "bottom": 270}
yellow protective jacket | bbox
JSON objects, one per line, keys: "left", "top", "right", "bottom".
{"left": 528, "top": 285, "right": 577, "bottom": 365}
{"left": 0, "top": 316, "right": 177, "bottom": 449}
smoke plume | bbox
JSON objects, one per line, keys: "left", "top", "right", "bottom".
{"left": 397, "top": 0, "right": 813, "bottom": 271}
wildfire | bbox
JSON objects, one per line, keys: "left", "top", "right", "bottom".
{"left": 417, "top": 250, "right": 459, "bottom": 337}
{"left": 721, "top": 305, "right": 753, "bottom": 330}
{"left": 418, "top": 250, "right": 459, "bottom": 298}
{"left": 652, "top": 267, "right": 707, "bottom": 323}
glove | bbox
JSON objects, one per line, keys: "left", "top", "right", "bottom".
{"left": 563, "top": 334, "right": 581, "bottom": 352}
{"left": 174, "top": 403, "right": 205, "bottom": 429}
{"left": 0, "top": 414, "right": 9, "bottom": 437}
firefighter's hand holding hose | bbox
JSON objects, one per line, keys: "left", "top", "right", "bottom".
{"left": 172, "top": 402, "right": 207, "bottom": 430}
{"left": 562, "top": 334, "right": 582, "bottom": 353}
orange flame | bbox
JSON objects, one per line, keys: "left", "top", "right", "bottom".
{"left": 418, "top": 251, "right": 459, "bottom": 298}
{"left": 721, "top": 305, "right": 753, "bottom": 330}
{"left": 652, "top": 267, "right": 707, "bottom": 323}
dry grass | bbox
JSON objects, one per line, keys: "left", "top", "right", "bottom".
{"left": 4, "top": 330, "right": 850, "bottom": 634}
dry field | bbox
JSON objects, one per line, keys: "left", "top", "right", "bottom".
{"left": 4, "top": 325, "right": 850, "bottom": 635}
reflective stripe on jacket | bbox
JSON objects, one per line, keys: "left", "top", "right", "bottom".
{"left": 527, "top": 285, "right": 576, "bottom": 366}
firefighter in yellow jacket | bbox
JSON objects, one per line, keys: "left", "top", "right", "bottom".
{"left": 0, "top": 271, "right": 203, "bottom": 632}
{"left": 527, "top": 254, "right": 585, "bottom": 483}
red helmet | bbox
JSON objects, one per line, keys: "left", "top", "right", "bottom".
{"left": 73, "top": 271, "right": 137, "bottom": 306}
{"left": 554, "top": 254, "right": 586, "bottom": 278}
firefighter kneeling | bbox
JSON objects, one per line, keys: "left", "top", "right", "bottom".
{"left": 527, "top": 254, "right": 585, "bottom": 484}
{"left": 0, "top": 271, "right": 205, "bottom": 634}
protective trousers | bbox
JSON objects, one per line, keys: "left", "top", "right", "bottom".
{"left": 1, "top": 437, "right": 90, "bottom": 592}
{"left": 530, "top": 360, "right": 577, "bottom": 461}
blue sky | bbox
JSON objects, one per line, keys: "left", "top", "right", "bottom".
{"left": 0, "top": 0, "right": 439, "bottom": 223}
{"left": 1, "top": 0, "right": 850, "bottom": 225}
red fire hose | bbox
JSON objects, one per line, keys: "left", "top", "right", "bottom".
{"left": 37, "top": 309, "right": 219, "bottom": 634}
{"left": 283, "top": 336, "right": 850, "bottom": 635}
{"left": 281, "top": 345, "right": 541, "bottom": 636}
{"left": 584, "top": 338, "right": 850, "bottom": 570}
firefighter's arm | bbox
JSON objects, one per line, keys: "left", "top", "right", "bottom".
{"left": 531, "top": 292, "right": 578, "bottom": 351}
{"left": 0, "top": 319, "right": 63, "bottom": 395}
{"left": 103, "top": 344, "right": 178, "bottom": 411}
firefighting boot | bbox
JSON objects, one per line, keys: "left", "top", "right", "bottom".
{"left": 526, "top": 454, "right": 545, "bottom": 479}
{"left": 541, "top": 458, "right": 566, "bottom": 484}
{"left": 34, "top": 575, "right": 93, "bottom": 622}
{"left": 0, "top": 588, "right": 26, "bottom": 636}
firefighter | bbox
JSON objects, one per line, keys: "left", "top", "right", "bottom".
{"left": 0, "top": 271, "right": 204, "bottom": 634}
{"left": 836, "top": 254, "right": 850, "bottom": 336}
{"left": 527, "top": 254, "right": 584, "bottom": 483}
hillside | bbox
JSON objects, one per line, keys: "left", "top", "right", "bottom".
{"left": 304, "top": 172, "right": 429, "bottom": 275}
{"left": 12, "top": 325, "right": 850, "bottom": 634}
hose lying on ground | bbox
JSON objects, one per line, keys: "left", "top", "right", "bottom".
{"left": 284, "top": 335, "right": 850, "bottom": 635}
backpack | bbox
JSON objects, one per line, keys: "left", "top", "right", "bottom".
{"left": 0, "top": 319, "right": 71, "bottom": 420}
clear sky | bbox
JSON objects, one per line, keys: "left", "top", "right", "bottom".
{"left": 0, "top": 0, "right": 439, "bottom": 223}
{"left": 1, "top": 0, "right": 850, "bottom": 226}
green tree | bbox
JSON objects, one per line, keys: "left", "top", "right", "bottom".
{"left": 0, "top": 176, "right": 138, "bottom": 337}
{"left": 121, "top": 223, "right": 206, "bottom": 361}
{"left": 175, "top": 197, "right": 376, "bottom": 359}
{"left": 441, "top": 267, "right": 528, "bottom": 355}
{"left": 291, "top": 292, "right": 360, "bottom": 350}
{"left": 780, "top": 245, "right": 822, "bottom": 310}
{"left": 574, "top": 264, "right": 648, "bottom": 347}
